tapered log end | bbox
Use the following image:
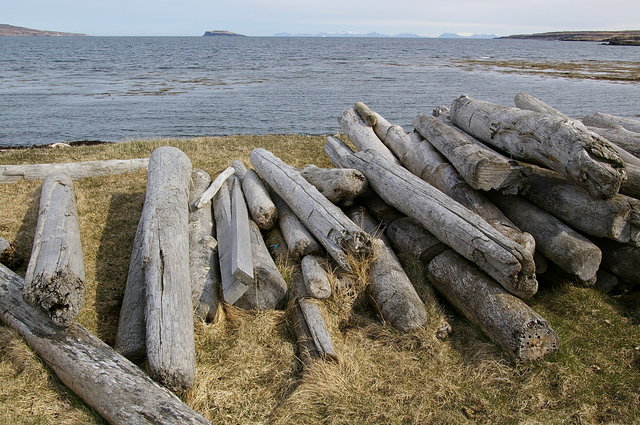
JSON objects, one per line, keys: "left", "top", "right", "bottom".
{"left": 514, "top": 320, "right": 560, "bottom": 362}
{"left": 354, "top": 102, "right": 378, "bottom": 126}
{"left": 23, "top": 272, "right": 85, "bottom": 327}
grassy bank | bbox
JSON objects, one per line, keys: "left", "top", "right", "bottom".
{"left": 1, "top": 135, "right": 638, "bottom": 425}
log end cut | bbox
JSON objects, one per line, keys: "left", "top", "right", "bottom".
{"left": 514, "top": 320, "right": 560, "bottom": 362}
{"left": 23, "top": 269, "right": 85, "bottom": 327}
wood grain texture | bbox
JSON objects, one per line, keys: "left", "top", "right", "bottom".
{"left": 339, "top": 107, "right": 399, "bottom": 164}
{"left": 233, "top": 160, "right": 279, "bottom": 230}
{"left": 300, "top": 165, "right": 368, "bottom": 205}
{"left": 271, "top": 191, "right": 323, "bottom": 261}
{"left": 300, "top": 254, "right": 332, "bottom": 299}
{"left": 582, "top": 112, "right": 640, "bottom": 134}
{"left": 0, "top": 158, "right": 149, "bottom": 183}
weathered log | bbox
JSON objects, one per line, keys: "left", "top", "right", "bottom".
{"left": 339, "top": 107, "right": 399, "bottom": 164}
{"left": 188, "top": 170, "right": 221, "bottom": 322}
{"left": 517, "top": 165, "right": 640, "bottom": 246}
{"left": 427, "top": 250, "right": 559, "bottom": 362}
{"left": 300, "top": 165, "right": 368, "bottom": 205}
{"left": 489, "top": 193, "right": 602, "bottom": 281}
{"left": 587, "top": 126, "right": 640, "bottom": 159}
{"left": 595, "top": 269, "right": 619, "bottom": 294}
{"left": 413, "top": 114, "right": 522, "bottom": 192}
{"left": 348, "top": 207, "right": 429, "bottom": 332}
{"left": 235, "top": 220, "right": 288, "bottom": 310}
{"left": 213, "top": 178, "right": 251, "bottom": 305}
{"left": 232, "top": 160, "right": 279, "bottom": 230}
{"left": 290, "top": 270, "right": 338, "bottom": 364}
{"left": 24, "top": 174, "right": 85, "bottom": 327}
{"left": 450, "top": 94, "right": 625, "bottom": 199}
{"left": 271, "top": 192, "right": 323, "bottom": 261}
{"left": 325, "top": 136, "right": 537, "bottom": 299}
{"left": 621, "top": 162, "right": 640, "bottom": 199}
{"left": 596, "top": 238, "right": 640, "bottom": 284}
{"left": 0, "top": 237, "right": 20, "bottom": 269}
{"left": 264, "top": 227, "right": 290, "bottom": 265}
{"left": 193, "top": 166, "right": 235, "bottom": 210}
{"left": 385, "top": 217, "right": 447, "bottom": 263}
{"left": 0, "top": 265, "right": 211, "bottom": 425}
{"left": 514, "top": 92, "right": 568, "bottom": 118}
{"left": 582, "top": 112, "right": 640, "bottom": 134}
{"left": 140, "top": 146, "right": 195, "bottom": 392}
{"left": 356, "top": 105, "right": 534, "bottom": 254}
{"left": 0, "top": 158, "right": 149, "bottom": 183}
{"left": 230, "top": 176, "right": 254, "bottom": 289}
{"left": 360, "top": 192, "right": 404, "bottom": 226}
{"left": 250, "top": 148, "right": 373, "bottom": 271}
{"left": 300, "top": 254, "right": 332, "bottom": 299}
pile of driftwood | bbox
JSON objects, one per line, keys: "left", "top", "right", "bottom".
{"left": 1, "top": 92, "right": 639, "bottom": 424}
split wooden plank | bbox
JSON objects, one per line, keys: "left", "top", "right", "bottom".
{"left": 250, "top": 148, "right": 373, "bottom": 271}
{"left": 188, "top": 169, "right": 221, "bottom": 322}
{"left": 230, "top": 176, "right": 254, "bottom": 289}
{"left": 193, "top": 166, "right": 235, "bottom": 210}
{"left": 300, "top": 254, "right": 332, "bottom": 299}
{"left": 0, "top": 264, "right": 211, "bottom": 425}
{"left": 325, "top": 136, "right": 538, "bottom": 299}
{"left": 23, "top": 173, "right": 85, "bottom": 327}
{"left": 232, "top": 160, "right": 278, "bottom": 230}
{"left": 582, "top": 112, "right": 640, "bottom": 134}
{"left": 141, "top": 146, "right": 195, "bottom": 392}
{"left": 450, "top": 94, "right": 625, "bottom": 199}
{"left": 339, "top": 107, "right": 399, "bottom": 164}
{"left": 300, "top": 165, "right": 368, "bottom": 205}
{"left": 0, "top": 158, "right": 149, "bottom": 183}
{"left": 271, "top": 191, "right": 323, "bottom": 260}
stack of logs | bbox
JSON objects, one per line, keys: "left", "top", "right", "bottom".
{"left": 1, "top": 92, "right": 639, "bottom": 425}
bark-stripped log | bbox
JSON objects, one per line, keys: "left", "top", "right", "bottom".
{"left": 339, "top": 107, "right": 399, "bottom": 164}
{"left": 595, "top": 269, "right": 619, "bottom": 294}
{"left": 250, "top": 148, "right": 373, "bottom": 272}
{"left": 427, "top": 250, "right": 559, "bottom": 362}
{"left": 514, "top": 92, "right": 569, "bottom": 118}
{"left": 0, "top": 265, "right": 212, "bottom": 425}
{"left": 188, "top": 170, "right": 221, "bottom": 322}
{"left": 235, "top": 220, "right": 288, "bottom": 310}
{"left": 271, "top": 192, "right": 323, "bottom": 261}
{"left": 232, "top": 160, "right": 278, "bottom": 230}
{"left": 300, "top": 165, "right": 368, "bottom": 205}
{"left": 361, "top": 192, "right": 404, "bottom": 226}
{"left": 193, "top": 167, "right": 235, "bottom": 210}
{"left": 596, "top": 238, "right": 640, "bottom": 284}
{"left": 582, "top": 112, "right": 640, "bottom": 134}
{"left": 450, "top": 94, "right": 625, "bottom": 199}
{"left": 0, "top": 158, "right": 149, "bottom": 183}
{"left": 24, "top": 174, "right": 85, "bottom": 327}
{"left": 413, "top": 114, "right": 522, "bottom": 192}
{"left": 489, "top": 193, "right": 602, "bottom": 281}
{"left": 300, "top": 254, "right": 332, "bottom": 299}
{"left": 348, "top": 207, "right": 429, "bottom": 332}
{"left": 141, "top": 146, "right": 195, "bottom": 392}
{"left": 325, "top": 136, "right": 537, "bottom": 299}
{"left": 621, "top": 163, "right": 640, "bottom": 199}
{"left": 587, "top": 126, "right": 640, "bottom": 159}
{"left": 385, "top": 217, "right": 447, "bottom": 263}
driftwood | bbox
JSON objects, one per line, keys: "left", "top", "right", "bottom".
{"left": 450, "top": 94, "right": 625, "bottom": 199}
{"left": 235, "top": 220, "right": 288, "bottom": 310}
{"left": 0, "top": 237, "right": 20, "bottom": 268}
{"left": 325, "top": 136, "right": 538, "bottom": 299}
{"left": 413, "top": 113, "right": 522, "bottom": 192}
{"left": 0, "top": 158, "right": 149, "bottom": 183}
{"left": 232, "top": 160, "right": 278, "bottom": 230}
{"left": 385, "top": 217, "right": 447, "bottom": 263}
{"left": 24, "top": 174, "right": 85, "bottom": 327}
{"left": 188, "top": 170, "right": 221, "bottom": 322}
{"left": 361, "top": 192, "right": 404, "bottom": 226}
{"left": 140, "top": 146, "right": 195, "bottom": 392}
{"left": 230, "top": 177, "right": 254, "bottom": 291}
{"left": 250, "top": 148, "right": 373, "bottom": 271}
{"left": 517, "top": 166, "right": 640, "bottom": 246}
{"left": 264, "top": 227, "right": 290, "bottom": 265}
{"left": 587, "top": 126, "right": 640, "bottom": 159}
{"left": 355, "top": 105, "right": 534, "bottom": 254}
{"left": 339, "top": 107, "right": 399, "bottom": 164}
{"left": 348, "top": 207, "right": 429, "bottom": 332}
{"left": 193, "top": 166, "right": 235, "bottom": 210}
{"left": 582, "top": 112, "right": 640, "bottom": 134}
{"left": 300, "top": 254, "right": 332, "bottom": 299}
{"left": 595, "top": 269, "right": 619, "bottom": 294}
{"left": 300, "top": 165, "right": 368, "bottom": 205}
{"left": 271, "top": 192, "right": 323, "bottom": 260}
{"left": 290, "top": 270, "right": 338, "bottom": 364}
{"left": 427, "top": 250, "right": 559, "bottom": 362}
{"left": 596, "top": 238, "right": 640, "bottom": 284}
{"left": 0, "top": 265, "right": 211, "bottom": 425}
{"left": 490, "top": 194, "right": 602, "bottom": 281}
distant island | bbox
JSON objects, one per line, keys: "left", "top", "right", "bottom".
{"left": 501, "top": 30, "right": 640, "bottom": 46}
{"left": 0, "top": 24, "right": 86, "bottom": 36}
{"left": 203, "top": 30, "right": 245, "bottom": 37}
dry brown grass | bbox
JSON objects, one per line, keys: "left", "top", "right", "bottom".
{"left": 1, "top": 135, "right": 639, "bottom": 425}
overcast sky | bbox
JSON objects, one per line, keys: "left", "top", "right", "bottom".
{"left": 4, "top": 0, "right": 640, "bottom": 36}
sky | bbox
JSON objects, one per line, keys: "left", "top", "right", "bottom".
{"left": 3, "top": 0, "right": 640, "bottom": 37}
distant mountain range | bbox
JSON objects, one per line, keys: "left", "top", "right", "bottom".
{"left": 0, "top": 24, "right": 86, "bottom": 36}
{"left": 272, "top": 31, "right": 497, "bottom": 39}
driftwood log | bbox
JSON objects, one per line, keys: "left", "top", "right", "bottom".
{"left": 139, "top": 146, "right": 195, "bottom": 392}
{"left": 271, "top": 192, "right": 323, "bottom": 260}
{"left": 232, "top": 160, "right": 278, "bottom": 230}
{"left": 0, "top": 158, "right": 149, "bottom": 183}
{"left": 325, "top": 136, "right": 538, "bottom": 299}
{"left": 300, "top": 165, "right": 368, "bottom": 205}
{"left": 361, "top": 192, "right": 404, "bottom": 226}
{"left": 450, "top": 94, "right": 625, "bottom": 199}
{"left": 595, "top": 269, "right": 619, "bottom": 294}
{"left": 250, "top": 148, "right": 373, "bottom": 271}
{"left": 596, "top": 238, "right": 640, "bottom": 284}
{"left": 587, "top": 126, "right": 640, "bottom": 159}
{"left": 582, "top": 112, "right": 640, "bottom": 134}
{"left": 427, "top": 250, "right": 559, "bottom": 362}
{"left": 300, "top": 254, "right": 332, "bottom": 299}
{"left": 0, "top": 264, "right": 211, "bottom": 425}
{"left": 385, "top": 217, "right": 447, "bottom": 263}
{"left": 235, "top": 220, "right": 288, "bottom": 310}
{"left": 0, "top": 237, "right": 20, "bottom": 269}
{"left": 188, "top": 170, "right": 221, "bottom": 322}
{"left": 339, "top": 107, "right": 399, "bottom": 164}
{"left": 23, "top": 174, "right": 85, "bottom": 327}
{"left": 193, "top": 166, "right": 235, "bottom": 210}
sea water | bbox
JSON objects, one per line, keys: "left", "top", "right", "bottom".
{"left": 0, "top": 36, "right": 638, "bottom": 146}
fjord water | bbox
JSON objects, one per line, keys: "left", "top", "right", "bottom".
{"left": 0, "top": 36, "right": 638, "bottom": 146}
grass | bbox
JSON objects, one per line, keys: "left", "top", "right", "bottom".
{"left": 1, "top": 135, "right": 639, "bottom": 425}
